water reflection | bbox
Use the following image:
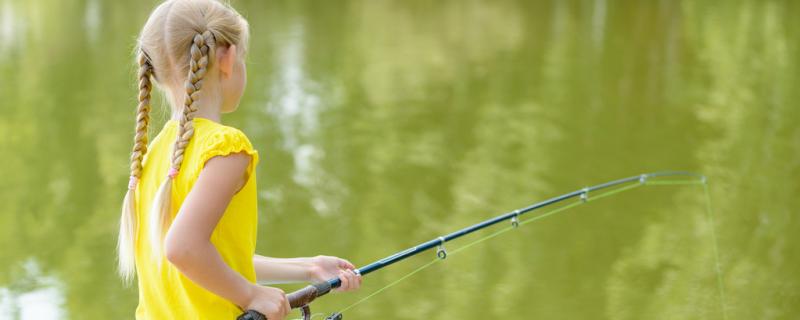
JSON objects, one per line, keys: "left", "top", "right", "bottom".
{"left": 606, "top": 2, "right": 799, "bottom": 320}
{"left": 0, "top": 260, "right": 65, "bottom": 319}
{"left": 83, "top": 0, "right": 101, "bottom": 44}
{"left": 265, "top": 19, "right": 347, "bottom": 217}
{"left": 0, "top": 0, "right": 24, "bottom": 60}
{"left": 591, "top": 0, "right": 607, "bottom": 49}
{"left": 0, "top": 0, "right": 797, "bottom": 319}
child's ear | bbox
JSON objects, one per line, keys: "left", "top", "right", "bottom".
{"left": 217, "top": 45, "right": 237, "bottom": 78}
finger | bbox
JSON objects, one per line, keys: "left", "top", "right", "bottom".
{"left": 282, "top": 293, "right": 291, "bottom": 316}
{"left": 342, "top": 270, "right": 352, "bottom": 291}
{"left": 338, "top": 270, "right": 350, "bottom": 291}
{"left": 269, "top": 310, "right": 282, "bottom": 320}
{"left": 338, "top": 258, "right": 355, "bottom": 270}
{"left": 343, "top": 270, "right": 357, "bottom": 291}
{"left": 340, "top": 270, "right": 351, "bottom": 291}
{"left": 350, "top": 270, "right": 360, "bottom": 290}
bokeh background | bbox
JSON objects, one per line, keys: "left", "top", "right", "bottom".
{"left": 1, "top": 0, "right": 798, "bottom": 319}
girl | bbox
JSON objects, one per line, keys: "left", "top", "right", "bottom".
{"left": 117, "top": 1, "right": 361, "bottom": 319}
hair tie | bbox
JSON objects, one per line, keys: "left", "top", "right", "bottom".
{"left": 128, "top": 176, "right": 138, "bottom": 190}
{"left": 168, "top": 167, "right": 179, "bottom": 179}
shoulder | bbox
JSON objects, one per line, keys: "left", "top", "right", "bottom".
{"left": 194, "top": 118, "right": 258, "bottom": 167}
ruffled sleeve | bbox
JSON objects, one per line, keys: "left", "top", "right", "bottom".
{"left": 198, "top": 126, "right": 259, "bottom": 181}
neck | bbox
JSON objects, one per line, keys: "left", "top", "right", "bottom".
{"left": 189, "top": 106, "right": 222, "bottom": 123}
{"left": 169, "top": 88, "right": 223, "bottom": 123}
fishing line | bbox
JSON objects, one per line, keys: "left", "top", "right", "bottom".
{"left": 317, "top": 176, "right": 726, "bottom": 319}
{"left": 704, "top": 182, "right": 728, "bottom": 320}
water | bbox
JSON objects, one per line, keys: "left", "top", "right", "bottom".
{"left": 1, "top": 0, "right": 798, "bottom": 319}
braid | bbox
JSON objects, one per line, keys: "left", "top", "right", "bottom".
{"left": 118, "top": 50, "right": 153, "bottom": 284}
{"left": 149, "top": 30, "right": 215, "bottom": 262}
{"left": 131, "top": 52, "right": 153, "bottom": 181}
{"left": 171, "top": 31, "right": 215, "bottom": 175}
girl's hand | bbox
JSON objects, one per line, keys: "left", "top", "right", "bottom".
{"left": 308, "top": 255, "right": 363, "bottom": 292}
{"left": 243, "top": 285, "right": 290, "bottom": 320}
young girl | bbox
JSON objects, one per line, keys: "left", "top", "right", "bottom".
{"left": 118, "top": 1, "right": 361, "bottom": 319}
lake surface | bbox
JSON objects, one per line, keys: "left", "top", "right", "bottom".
{"left": 1, "top": 0, "right": 798, "bottom": 319}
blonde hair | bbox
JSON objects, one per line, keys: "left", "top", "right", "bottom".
{"left": 118, "top": 0, "right": 249, "bottom": 284}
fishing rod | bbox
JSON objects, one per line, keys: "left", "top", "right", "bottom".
{"left": 238, "top": 171, "right": 706, "bottom": 320}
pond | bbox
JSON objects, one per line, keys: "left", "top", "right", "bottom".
{"left": 0, "top": 0, "right": 798, "bottom": 319}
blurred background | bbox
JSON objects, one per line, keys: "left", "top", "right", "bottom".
{"left": 1, "top": 0, "right": 798, "bottom": 319}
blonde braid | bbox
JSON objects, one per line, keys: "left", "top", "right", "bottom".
{"left": 132, "top": 52, "right": 153, "bottom": 181}
{"left": 172, "top": 30, "right": 215, "bottom": 174}
{"left": 149, "top": 30, "right": 215, "bottom": 261}
{"left": 118, "top": 51, "right": 153, "bottom": 284}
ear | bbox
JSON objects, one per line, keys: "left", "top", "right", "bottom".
{"left": 217, "top": 45, "right": 237, "bottom": 79}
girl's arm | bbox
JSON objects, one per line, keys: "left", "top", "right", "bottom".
{"left": 253, "top": 255, "right": 362, "bottom": 291}
{"left": 164, "top": 153, "right": 289, "bottom": 319}
{"left": 253, "top": 256, "right": 313, "bottom": 283}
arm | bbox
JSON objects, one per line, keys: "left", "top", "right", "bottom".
{"left": 254, "top": 255, "right": 362, "bottom": 291}
{"left": 164, "top": 153, "right": 289, "bottom": 319}
{"left": 253, "top": 255, "right": 314, "bottom": 284}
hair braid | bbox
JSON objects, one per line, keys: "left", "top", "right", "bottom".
{"left": 149, "top": 30, "right": 215, "bottom": 262}
{"left": 172, "top": 31, "right": 215, "bottom": 174}
{"left": 132, "top": 52, "right": 153, "bottom": 180}
{"left": 118, "top": 50, "right": 153, "bottom": 284}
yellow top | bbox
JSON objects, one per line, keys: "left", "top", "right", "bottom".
{"left": 134, "top": 118, "right": 259, "bottom": 319}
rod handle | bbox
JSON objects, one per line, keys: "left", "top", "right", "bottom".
{"left": 237, "top": 310, "right": 266, "bottom": 320}
{"left": 288, "top": 281, "right": 332, "bottom": 308}
{"left": 236, "top": 281, "right": 332, "bottom": 319}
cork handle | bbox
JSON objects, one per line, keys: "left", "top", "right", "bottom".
{"left": 237, "top": 281, "right": 333, "bottom": 320}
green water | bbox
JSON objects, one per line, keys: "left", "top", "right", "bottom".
{"left": 1, "top": 0, "right": 798, "bottom": 319}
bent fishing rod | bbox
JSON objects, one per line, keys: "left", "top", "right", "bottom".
{"left": 238, "top": 171, "right": 706, "bottom": 320}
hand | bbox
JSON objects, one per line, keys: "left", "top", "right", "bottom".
{"left": 308, "top": 255, "right": 363, "bottom": 292}
{"left": 243, "top": 285, "right": 290, "bottom": 320}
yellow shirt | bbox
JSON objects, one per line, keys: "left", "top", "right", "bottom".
{"left": 134, "top": 118, "right": 259, "bottom": 319}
